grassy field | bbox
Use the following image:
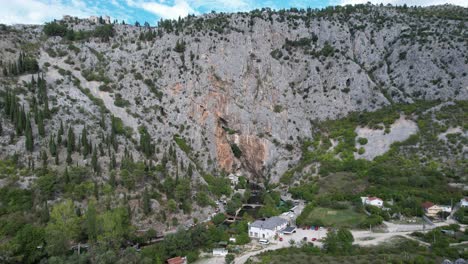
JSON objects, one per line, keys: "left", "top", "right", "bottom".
{"left": 300, "top": 206, "right": 367, "bottom": 228}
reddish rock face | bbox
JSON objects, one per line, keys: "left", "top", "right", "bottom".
{"left": 215, "top": 124, "right": 234, "bottom": 172}
{"left": 238, "top": 135, "right": 267, "bottom": 177}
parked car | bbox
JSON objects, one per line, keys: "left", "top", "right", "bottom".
{"left": 311, "top": 238, "right": 317, "bottom": 241}
{"left": 259, "top": 239, "right": 270, "bottom": 245}
{"left": 279, "top": 237, "right": 283, "bottom": 242}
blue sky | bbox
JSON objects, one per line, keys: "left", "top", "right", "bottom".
{"left": 0, "top": 0, "right": 465, "bottom": 25}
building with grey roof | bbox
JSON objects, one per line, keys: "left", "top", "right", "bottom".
{"left": 248, "top": 216, "right": 288, "bottom": 239}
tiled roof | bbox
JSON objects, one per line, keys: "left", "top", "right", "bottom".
{"left": 421, "top": 201, "right": 434, "bottom": 209}
{"left": 167, "top": 257, "right": 185, "bottom": 264}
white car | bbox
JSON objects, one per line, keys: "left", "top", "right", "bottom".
{"left": 259, "top": 239, "right": 270, "bottom": 245}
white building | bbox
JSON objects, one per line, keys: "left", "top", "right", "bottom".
{"left": 212, "top": 248, "right": 228, "bottom": 256}
{"left": 441, "top": 205, "right": 452, "bottom": 213}
{"left": 461, "top": 197, "right": 468, "bottom": 208}
{"left": 88, "top": 15, "right": 111, "bottom": 24}
{"left": 248, "top": 216, "right": 288, "bottom": 240}
{"left": 361, "top": 196, "right": 383, "bottom": 208}
{"left": 89, "top": 16, "right": 99, "bottom": 24}
{"left": 228, "top": 174, "right": 239, "bottom": 186}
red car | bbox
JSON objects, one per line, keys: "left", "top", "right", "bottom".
{"left": 311, "top": 238, "right": 317, "bottom": 241}
{"left": 279, "top": 237, "right": 283, "bottom": 242}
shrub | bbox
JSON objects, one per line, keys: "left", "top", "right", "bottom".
{"left": 274, "top": 105, "right": 283, "bottom": 113}
{"left": 230, "top": 143, "right": 242, "bottom": 158}
{"left": 270, "top": 49, "right": 283, "bottom": 60}
{"left": 173, "top": 135, "right": 191, "bottom": 153}
{"left": 357, "top": 137, "right": 368, "bottom": 145}
{"left": 43, "top": 22, "right": 68, "bottom": 37}
{"left": 93, "top": 24, "right": 114, "bottom": 41}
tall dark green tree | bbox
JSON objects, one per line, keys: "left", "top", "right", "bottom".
{"left": 57, "top": 120, "right": 64, "bottom": 145}
{"left": 25, "top": 115, "right": 34, "bottom": 152}
{"left": 91, "top": 146, "right": 98, "bottom": 172}
{"left": 143, "top": 187, "right": 151, "bottom": 215}
{"left": 37, "top": 110, "right": 45, "bottom": 137}
{"left": 67, "top": 126, "right": 75, "bottom": 153}
{"left": 139, "top": 126, "right": 153, "bottom": 157}
{"left": 81, "top": 125, "right": 89, "bottom": 157}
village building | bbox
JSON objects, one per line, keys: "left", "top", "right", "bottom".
{"left": 166, "top": 256, "right": 187, "bottom": 264}
{"left": 88, "top": 15, "right": 111, "bottom": 24}
{"left": 212, "top": 248, "right": 228, "bottom": 257}
{"left": 361, "top": 196, "right": 384, "bottom": 208}
{"left": 461, "top": 197, "right": 468, "bottom": 208}
{"left": 228, "top": 174, "right": 239, "bottom": 186}
{"left": 248, "top": 216, "right": 288, "bottom": 239}
{"left": 422, "top": 202, "right": 452, "bottom": 218}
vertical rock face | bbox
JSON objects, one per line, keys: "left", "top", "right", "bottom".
{"left": 0, "top": 5, "right": 467, "bottom": 183}
{"left": 238, "top": 135, "right": 268, "bottom": 178}
{"left": 215, "top": 124, "right": 235, "bottom": 172}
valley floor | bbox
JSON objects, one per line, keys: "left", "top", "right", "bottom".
{"left": 194, "top": 201, "right": 467, "bottom": 264}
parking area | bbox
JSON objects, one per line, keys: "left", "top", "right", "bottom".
{"left": 277, "top": 227, "right": 328, "bottom": 247}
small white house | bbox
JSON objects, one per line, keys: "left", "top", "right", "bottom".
{"left": 461, "top": 197, "right": 468, "bottom": 208}
{"left": 228, "top": 174, "right": 239, "bottom": 186}
{"left": 441, "top": 205, "right": 452, "bottom": 213}
{"left": 212, "top": 248, "right": 228, "bottom": 257}
{"left": 361, "top": 196, "right": 383, "bottom": 208}
{"left": 248, "top": 216, "right": 288, "bottom": 240}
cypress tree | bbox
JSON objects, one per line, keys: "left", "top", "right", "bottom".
{"left": 91, "top": 146, "right": 98, "bottom": 172}
{"left": 66, "top": 151, "right": 72, "bottom": 164}
{"left": 81, "top": 126, "right": 89, "bottom": 157}
{"left": 67, "top": 126, "right": 75, "bottom": 153}
{"left": 143, "top": 187, "right": 151, "bottom": 215}
{"left": 55, "top": 152, "right": 59, "bottom": 165}
{"left": 25, "top": 115, "right": 34, "bottom": 152}
{"left": 0, "top": 119, "right": 2, "bottom": 136}
{"left": 49, "top": 134, "right": 57, "bottom": 156}
{"left": 100, "top": 113, "right": 106, "bottom": 129}
{"left": 57, "top": 120, "right": 64, "bottom": 145}
{"left": 41, "top": 150, "right": 48, "bottom": 168}
{"left": 37, "top": 110, "right": 45, "bottom": 137}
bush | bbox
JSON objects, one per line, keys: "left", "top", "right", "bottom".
{"left": 173, "top": 135, "right": 191, "bottom": 153}
{"left": 357, "top": 147, "right": 365, "bottom": 154}
{"left": 44, "top": 22, "right": 68, "bottom": 36}
{"left": 230, "top": 143, "right": 242, "bottom": 158}
{"left": 274, "top": 105, "right": 283, "bottom": 113}
{"left": 93, "top": 25, "right": 114, "bottom": 41}
{"left": 357, "top": 137, "right": 368, "bottom": 145}
{"left": 270, "top": 49, "right": 283, "bottom": 60}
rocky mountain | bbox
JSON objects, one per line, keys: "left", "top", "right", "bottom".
{"left": 0, "top": 4, "right": 467, "bottom": 220}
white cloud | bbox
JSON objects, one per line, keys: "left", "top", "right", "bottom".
{"left": 138, "top": 0, "right": 197, "bottom": 20}
{"left": 338, "top": 0, "right": 467, "bottom": 7}
{"left": 0, "top": 0, "right": 96, "bottom": 24}
{"left": 189, "top": 0, "right": 250, "bottom": 10}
